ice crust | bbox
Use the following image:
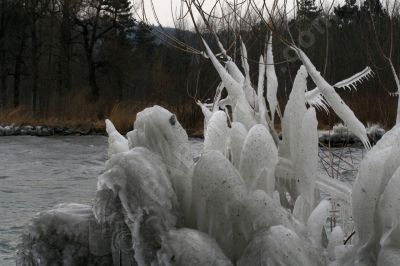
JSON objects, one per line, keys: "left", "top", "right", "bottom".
{"left": 18, "top": 39, "right": 400, "bottom": 266}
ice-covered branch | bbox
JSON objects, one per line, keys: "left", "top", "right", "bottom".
{"left": 295, "top": 47, "right": 371, "bottom": 149}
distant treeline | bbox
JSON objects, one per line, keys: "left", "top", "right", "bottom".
{"left": 0, "top": 0, "right": 399, "bottom": 133}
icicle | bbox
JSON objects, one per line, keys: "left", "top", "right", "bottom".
{"left": 257, "top": 55, "right": 268, "bottom": 126}
{"left": 305, "top": 89, "right": 329, "bottom": 113}
{"left": 202, "top": 39, "right": 243, "bottom": 100}
{"left": 334, "top": 67, "right": 374, "bottom": 90}
{"left": 202, "top": 39, "right": 256, "bottom": 129}
{"left": 265, "top": 35, "right": 279, "bottom": 125}
{"left": 240, "top": 40, "right": 258, "bottom": 109}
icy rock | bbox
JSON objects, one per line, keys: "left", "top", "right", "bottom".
{"left": 191, "top": 150, "right": 247, "bottom": 261}
{"left": 17, "top": 203, "right": 113, "bottom": 266}
{"left": 156, "top": 228, "right": 232, "bottom": 266}
{"left": 237, "top": 225, "right": 320, "bottom": 266}
{"left": 95, "top": 147, "right": 181, "bottom": 265}
{"left": 4, "top": 125, "right": 13, "bottom": 135}
{"left": 240, "top": 190, "right": 293, "bottom": 241}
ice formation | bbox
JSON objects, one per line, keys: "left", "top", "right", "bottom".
{"left": 265, "top": 35, "right": 279, "bottom": 124}
{"left": 295, "top": 47, "right": 371, "bottom": 149}
{"left": 18, "top": 37, "right": 400, "bottom": 266}
{"left": 305, "top": 67, "right": 374, "bottom": 112}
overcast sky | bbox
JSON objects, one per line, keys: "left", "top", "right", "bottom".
{"left": 140, "top": 0, "right": 291, "bottom": 27}
{"left": 140, "top": 0, "right": 216, "bottom": 27}
{"left": 141, "top": 0, "right": 371, "bottom": 27}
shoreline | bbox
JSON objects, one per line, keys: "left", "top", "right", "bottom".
{"left": 0, "top": 124, "right": 205, "bottom": 138}
{"left": 0, "top": 125, "right": 105, "bottom": 137}
{"left": 0, "top": 124, "right": 385, "bottom": 148}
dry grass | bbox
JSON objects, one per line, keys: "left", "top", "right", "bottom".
{"left": 0, "top": 106, "right": 105, "bottom": 130}
{"left": 0, "top": 96, "right": 205, "bottom": 136}
{"left": 1, "top": 94, "right": 393, "bottom": 137}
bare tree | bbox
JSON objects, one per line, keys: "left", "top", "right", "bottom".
{"left": 369, "top": 0, "right": 400, "bottom": 123}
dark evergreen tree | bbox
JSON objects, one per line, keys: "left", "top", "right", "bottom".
{"left": 134, "top": 21, "right": 155, "bottom": 57}
{"left": 334, "top": 0, "right": 360, "bottom": 25}
{"left": 360, "top": 0, "right": 386, "bottom": 17}
{"left": 298, "top": 0, "right": 322, "bottom": 20}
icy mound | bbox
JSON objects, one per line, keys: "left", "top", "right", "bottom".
{"left": 17, "top": 204, "right": 113, "bottom": 265}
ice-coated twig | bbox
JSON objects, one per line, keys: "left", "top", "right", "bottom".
{"left": 305, "top": 67, "right": 374, "bottom": 112}
{"left": 334, "top": 67, "right": 374, "bottom": 90}
{"left": 295, "top": 47, "right": 371, "bottom": 149}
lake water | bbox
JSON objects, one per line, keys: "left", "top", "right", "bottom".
{"left": 0, "top": 136, "right": 361, "bottom": 265}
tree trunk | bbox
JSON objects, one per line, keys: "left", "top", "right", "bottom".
{"left": 82, "top": 24, "right": 99, "bottom": 101}
{"left": 60, "top": 0, "right": 72, "bottom": 95}
{"left": 0, "top": 50, "right": 7, "bottom": 109}
{"left": 389, "top": 60, "right": 400, "bottom": 124}
{"left": 13, "top": 34, "right": 26, "bottom": 108}
{"left": 87, "top": 55, "right": 99, "bottom": 101}
{"left": 31, "top": 22, "right": 38, "bottom": 114}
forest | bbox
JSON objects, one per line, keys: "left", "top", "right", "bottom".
{"left": 0, "top": 0, "right": 399, "bottom": 135}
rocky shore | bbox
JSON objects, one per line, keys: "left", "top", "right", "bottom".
{"left": 0, "top": 125, "right": 105, "bottom": 137}
{"left": 0, "top": 123, "right": 386, "bottom": 147}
